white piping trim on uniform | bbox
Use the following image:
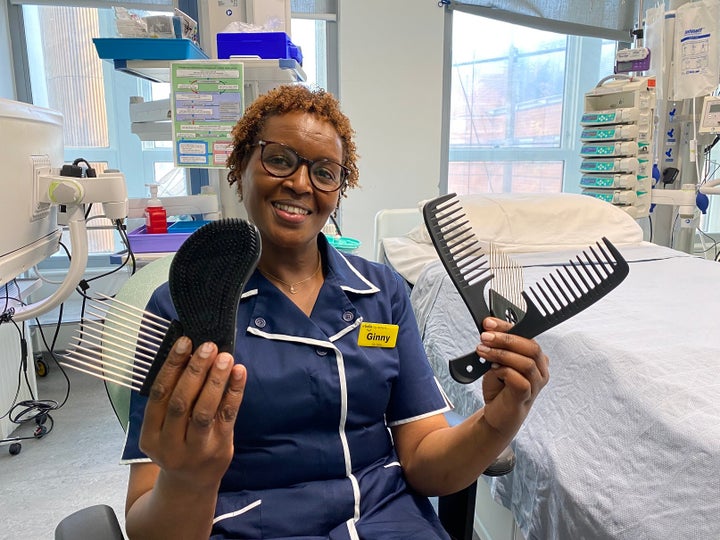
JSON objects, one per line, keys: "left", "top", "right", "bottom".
{"left": 383, "top": 461, "right": 401, "bottom": 468}
{"left": 346, "top": 516, "right": 361, "bottom": 540}
{"left": 335, "top": 347, "right": 352, "bottom": 477}
{"left": 434, "top": 377, "right": 455, "bottom": 409}
{"left": 349, "top": 473, "right": 361, "bottom": 522}
{"left": 337, "top": 252, "right": 380, "bottom": 294}
{"left": 247, "top": 327, "right": 335, "bottom": 348}
{"left": 119, "top": 457, "right": 152, "bottom": 465}
{"left": 334, "top": 347, "right": 362, "bottom": 525}
{"left": 212, "top": 499, "right": 262, "bottom": 524}
{"left": 241, "top": 288, "right": 258, "bottom": 298}
{"left": 120, "top": 419, "right": 153, "bottom": 465}
{"left": 386, "top": 405, "right": 452, "bottom": 427}
{"left": 329, "top": 317, "right": 363, "bottom": 342}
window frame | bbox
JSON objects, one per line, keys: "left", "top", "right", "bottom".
{"left": 441, "top": 9, "right": 623, "bottom": 195}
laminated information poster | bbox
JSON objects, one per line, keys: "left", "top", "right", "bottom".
{"left": 170, "top": 60, "right": 244, "bottom": 168}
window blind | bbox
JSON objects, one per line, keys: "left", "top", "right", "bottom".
{"left": 10, "top": 0, "right": 337, "bottom": 15}
{"left": 10, "top": 0, "right": 173, "bottom": 10}
{"left": 448, "top": 0, "right": 639, "bottom": 41}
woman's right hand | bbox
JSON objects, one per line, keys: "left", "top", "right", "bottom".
{"left": 138, "top": 336, "right": 247, "bottom": 490}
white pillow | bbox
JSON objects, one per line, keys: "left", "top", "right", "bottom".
{"left": 415, "top": 192, "right": 643, "bottom": 252}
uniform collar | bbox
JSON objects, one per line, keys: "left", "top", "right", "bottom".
{"left": 242, "top": 233, "right": 380, "bottom": 299}
{"left": 320, "top": 233, "right": 380, "bottom": 295}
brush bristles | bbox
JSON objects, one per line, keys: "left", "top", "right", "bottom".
{"left": 61, "top": 295, "right": 170, "bottom": 391}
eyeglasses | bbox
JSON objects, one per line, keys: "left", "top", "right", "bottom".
{"left": 255, "top": 140, "right": 348, "bottom": 193}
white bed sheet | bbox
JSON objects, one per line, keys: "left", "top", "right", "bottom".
{"left": 411, "top": 242, "right": 720, "bottom": 540}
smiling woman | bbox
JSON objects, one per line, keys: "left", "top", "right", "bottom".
{"left": 120, "top": 83, "right": 550, "bottom": 540}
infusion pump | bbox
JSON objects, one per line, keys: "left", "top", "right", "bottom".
{"left": 579, "top": 76, "right": 656, "bottom": 219}
{"left": 699, "top": 96, "right": 720, "bottom": 134}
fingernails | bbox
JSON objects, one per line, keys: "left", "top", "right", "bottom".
{"left": 198, "top": 342, "right": 214, "bottom": 358}
{"left": 481, "top": 331, "right": 495, "bottom": 343}
{"left": 216, "top": 354, "right": 230, "bottom": 370}
{"left": 484, "top": 318, "right": 498, "bottom": 329}
{"left": 477, "top": 343, "right": 490, "bottom": 353}
{"left": 174, "top": 337, "right": 190, "bottom": 354}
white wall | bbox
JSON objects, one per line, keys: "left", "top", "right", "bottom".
{"left": 337, "top": 0, "right": 445, "bottom": 258}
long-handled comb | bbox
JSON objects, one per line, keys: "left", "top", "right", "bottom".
{"left": 61, "top": 218, "right": 262, "bottom": 395}
{"left": 423, "top": 194, "right": 629, "bottom": 384}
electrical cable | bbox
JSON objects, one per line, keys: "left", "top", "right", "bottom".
{"left": 695, "top": 227, "right": 719, "bottom": 259}
{"left": 0, "top": 300, "right": 65, "bottom": 452}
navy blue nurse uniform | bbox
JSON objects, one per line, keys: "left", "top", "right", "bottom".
{"left": 121, "top": 235, "right": 453, "bottom": 539}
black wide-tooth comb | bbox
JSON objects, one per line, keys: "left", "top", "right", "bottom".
{"left": 423, "top": 194, "right": 629, "bottom": 384}
{"left": 422, "top": 194, "right": 495, "bottom": 331}
{"left": 61, "top": 218, "right": 262, "bottom": 395}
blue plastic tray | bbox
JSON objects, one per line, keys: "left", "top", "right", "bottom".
{"left": 216, "top": 32, "right": 302, "bottom": 64}
{"left": 93, "top": 38, "right": 208, "bottom": 61}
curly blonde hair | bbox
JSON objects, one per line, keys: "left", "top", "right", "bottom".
{"left": 226, "top": 85, "right": 359, "bottom": 195}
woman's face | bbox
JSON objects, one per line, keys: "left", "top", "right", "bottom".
{"left": 240, "top": 111, "right": 343, "bottom": 254}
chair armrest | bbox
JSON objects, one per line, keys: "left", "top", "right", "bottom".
{"left": 55, "top": 504, "right": 124, "bottom": 540}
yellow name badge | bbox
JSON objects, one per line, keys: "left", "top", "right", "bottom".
{"left": 358, "top": 322, "right": 399, "bottom": 348}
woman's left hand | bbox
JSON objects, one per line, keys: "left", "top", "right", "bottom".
{"left": 478, "top": 317, "right": 550, "bottom": 438}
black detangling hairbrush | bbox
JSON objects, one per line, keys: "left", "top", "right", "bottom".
{"left": 62, "top": 218, "right": 262, "bottom": 395}
{"left": 423, "top": 194, "right": 629, "bottom": 384}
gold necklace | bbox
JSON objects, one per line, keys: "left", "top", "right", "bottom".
{"left": 259, "top": 254, "right": 322, "bottom": 294}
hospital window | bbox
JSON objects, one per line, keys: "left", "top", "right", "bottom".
{"left": 18, "top": 4, "right": 330, "bottom": 255}
{"left": 448, "top": 11, "right": 617, "bottom": 195}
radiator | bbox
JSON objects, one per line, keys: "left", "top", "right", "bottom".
{"left": 0, "top": 321, "right": 38, "bottom": 440}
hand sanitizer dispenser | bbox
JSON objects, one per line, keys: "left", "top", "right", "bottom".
{"left": 145, "top": 183, "right": 168, "bottom": 234}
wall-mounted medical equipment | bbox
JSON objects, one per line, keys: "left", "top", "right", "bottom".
{"left": 579, "top": 76, "right": 656, "bottom": 218}
{"left": 0, "top": 98, "right": 128, "bottom": 322}
{"left": 698, "top": 95, "right": 720, "bottom": 134}
{"left": 615, "top": 47, "right": 651, "bottom": 74}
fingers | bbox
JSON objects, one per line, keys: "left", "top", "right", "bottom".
{"left": 142, "top": 336, "right": 194, "bottom": 434}
{"left": 477, "top": 317, "right": 550, "bottom": 396}
{"left": 185, "top": 355, "right": 246, "bottom": 446}
{"left": 143, "top": 338, "right": 246, "bottom": 446}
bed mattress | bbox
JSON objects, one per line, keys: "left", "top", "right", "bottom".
{"left": 410, "top": 242, "right": 720, "bottom": 540}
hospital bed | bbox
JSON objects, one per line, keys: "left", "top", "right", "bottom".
{"left": 375, "top": 192, "right": 720, "bottom": 540}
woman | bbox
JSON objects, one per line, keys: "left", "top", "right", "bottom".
{"left": 122, "top": 85, "right": 549, "bottom": 539}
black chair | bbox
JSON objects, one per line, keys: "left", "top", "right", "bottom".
{"left": 55, "top": 258, "right": 515, "bottom": 540}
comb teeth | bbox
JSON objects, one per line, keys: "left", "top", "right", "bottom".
{"left": 428, "top": 195, "right": 492, "bottom": 287}
{"left": 508, "top": 236, "right": 629, "bottom": 339}
{"left": 524, "top": 241, "right": 615, "bottom": 317}
{"left": 61, "top": 294, "right": 168, "bottom": 393}
{"left": 61, "top": 219, "right": 262, "bottom": 396}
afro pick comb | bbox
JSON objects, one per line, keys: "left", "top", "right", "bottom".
{"left": 61, "top": 218, "right": 261, "bottom": 395}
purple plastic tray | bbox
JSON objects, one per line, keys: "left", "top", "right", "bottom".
{"left": 127, "top": 221, "right": 209, "bottom": 253}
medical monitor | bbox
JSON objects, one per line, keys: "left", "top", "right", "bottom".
{"left": 0, "top": 98, "right": 63, "bottom": 289}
